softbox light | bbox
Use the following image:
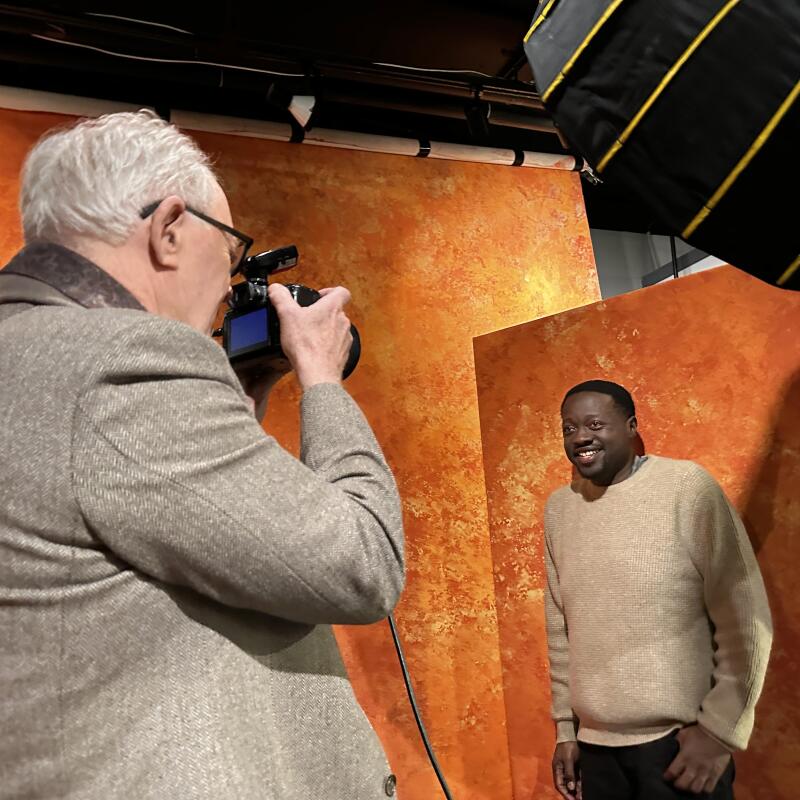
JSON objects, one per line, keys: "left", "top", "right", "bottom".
{"left": 524, "top": 0, "right": 800, "bottom": 289}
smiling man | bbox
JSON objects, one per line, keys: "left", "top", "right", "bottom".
{"left": 543, "top": 380, "right": 772, "bottom": 800}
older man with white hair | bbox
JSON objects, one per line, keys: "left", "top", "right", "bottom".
{"left": 0, "top": 110, "right": 404, "bottom": 799}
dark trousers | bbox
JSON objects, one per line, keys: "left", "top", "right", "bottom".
{"left": 579, "top": 732, "right": 735, "bottom": 800}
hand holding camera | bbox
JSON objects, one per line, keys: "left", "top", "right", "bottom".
{"left": 268, "top": 283, "right": 353, "bottom": 390}
{"left": 215, "top": 245, "right": 362, "bottom": 397}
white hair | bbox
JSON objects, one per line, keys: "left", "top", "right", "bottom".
{"left": 20, "top": 109, "right": 219, "bottom": 246}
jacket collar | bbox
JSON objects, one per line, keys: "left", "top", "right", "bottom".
{"left": 1, "top": 242, "right": 145, "bottom": 311}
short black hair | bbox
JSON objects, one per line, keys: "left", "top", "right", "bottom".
{"left": 562, "top": 380, "right": 635, "bottom": 419}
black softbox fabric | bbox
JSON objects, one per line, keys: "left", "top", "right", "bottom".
{"left": 524, "top": 0, "right": 800, "bottom": 289}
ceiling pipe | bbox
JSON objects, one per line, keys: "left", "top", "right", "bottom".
{"left": 0, "top": 82, "right": 577, "bottom": 173}
{"left": 171, "top": 109, "right": 580, "bottom": 172}
{"left": 0, "top": 6, "right": 547, "bottom": 114}
{"left": 320, "top": 89, "right": 556, "bottom": 134}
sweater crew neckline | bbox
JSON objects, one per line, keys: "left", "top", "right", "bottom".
{"left": 572, "top": 454, "right": 658, "bottom": 500}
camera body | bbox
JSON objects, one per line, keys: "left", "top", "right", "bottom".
{"left": 217, "top": 245, "right": 361, "bottom": 379}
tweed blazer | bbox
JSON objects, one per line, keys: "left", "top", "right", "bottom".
{"left": 0, "top": 243, "right": 404, "bottom": 799}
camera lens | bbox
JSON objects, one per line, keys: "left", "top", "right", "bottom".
{"left": 229, "top": 282, "right": 266, "bottom": 309}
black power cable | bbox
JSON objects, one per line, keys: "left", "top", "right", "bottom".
{"left": 387, "top": 614, "right": 454, "bottom": 800}
{"left": 670, "top": 235, "right": 680, "bottom": 280}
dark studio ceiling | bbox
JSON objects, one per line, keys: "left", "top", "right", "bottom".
{"left": 0, "top": 1, "right": 669, "bottom": 234}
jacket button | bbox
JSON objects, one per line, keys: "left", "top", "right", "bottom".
{"left": 383, "top": 774, "right": 397, "bottom": 796}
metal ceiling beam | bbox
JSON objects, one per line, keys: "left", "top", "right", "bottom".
{"left": 0, "top": 4, "right": 544, "bottom": 107}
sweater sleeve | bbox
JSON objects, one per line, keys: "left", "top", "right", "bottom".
{"left": 544, "top": 497, "right": 578, "bottom": 743}
{"left": 682, "top": 467, "right": 772, "bottom": 750}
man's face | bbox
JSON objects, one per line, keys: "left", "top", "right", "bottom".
{"left": 561, "top": 391, "right": 637, "bottom": 486}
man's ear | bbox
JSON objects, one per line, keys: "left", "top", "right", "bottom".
{"left": 148, "top": 196, "right": 187, "bottom": 270}
{"left": 628, "top": 415, "right": 639, "bottom": 438}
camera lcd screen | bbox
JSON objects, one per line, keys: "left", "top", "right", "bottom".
{"left": 229, "top": 307, "right": 270, "bottom": 356}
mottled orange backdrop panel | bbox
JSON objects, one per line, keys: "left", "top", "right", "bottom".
{"left": 0, "top": 106, "right": 600, "bottom": 799}
{"left": 192, "top": 128, "right": 599, "bottom": 800}
{"left": 474, "top": 266, "right": 800, "bottom": 800}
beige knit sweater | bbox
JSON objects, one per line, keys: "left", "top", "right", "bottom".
{"left": 544, "top": 455, "right": 772, "bottom": 751}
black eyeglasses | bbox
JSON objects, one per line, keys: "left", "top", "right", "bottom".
{"left": 140, "top": 200, "right": 254, "bottom": 277}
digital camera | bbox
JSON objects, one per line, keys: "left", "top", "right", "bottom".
{"left": 215, "top": 245, "right": 360, "bottom": 379}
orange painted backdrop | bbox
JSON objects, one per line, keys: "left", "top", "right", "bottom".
{"left": 0, "top": 106, "right": 600, "bottom": 799}
{"left": 474, "top": 266, "right": 800, "bottom": 800}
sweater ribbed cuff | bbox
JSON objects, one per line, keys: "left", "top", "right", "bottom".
{"left": 555, "top": 719, "right": 577, "bottom": 743}
{"left": 697, "top": 716, "right": 740, "bottom": 753}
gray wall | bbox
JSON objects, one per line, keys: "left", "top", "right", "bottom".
{"left": 590, "top": 229, "right": 724, "bottom": 299}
